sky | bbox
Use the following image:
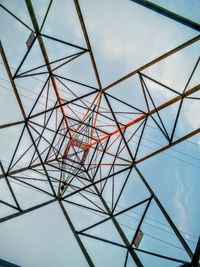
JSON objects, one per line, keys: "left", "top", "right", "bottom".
{"left": 0, "top": 0, "right": 200, "bottom": 267}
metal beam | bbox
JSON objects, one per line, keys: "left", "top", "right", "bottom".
{"left": 191, "top": 237, "right": 200, "bottom": 267}
{"left": 25, "top": 0, "right": 73, "bottom": 137}
{"left": 103, "top": 35, "right": 200, "bottom": 91}
{"left": 80, "top": 166, "right": 144, "bottom": 267}
{"left": 135, "top": 128, "right": 200, "bottom": 164}
{"left": 0, "top": 120, "right": 24, "bottom": 130}
{"left": 58, "top": 200, "right": 95, "bottom": 267}
{"left": 130, "top": 0, "right": 200, "bottom": 32}
{"left": 0, "top": 157, "right": 61, "bottom": 179}
{"left": 134, "top": 166, "right": 193, "bottom": 259}
{"left": 92, "top": 84, "right": 200, "bottom": 146}
{"left": 0, "top": 41, "right": 26, "bottom": 119}
{"left": 74, "top": 0, "right": 102, "bottom": 90}
{"left": 0, "top": 199, "right": 56, "bottom": 224}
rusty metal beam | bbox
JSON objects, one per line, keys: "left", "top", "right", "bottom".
{"left": 91, "top": 84, "right": 200, "bottom": 146}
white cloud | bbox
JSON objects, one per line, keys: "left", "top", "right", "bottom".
{"left": 173, "top": 171, "right": 189, "bottom": 232}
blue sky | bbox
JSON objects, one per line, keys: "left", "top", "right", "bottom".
{"left": 0, "top": 0, "right": 200, "bottom": 266}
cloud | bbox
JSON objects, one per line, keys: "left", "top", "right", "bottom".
{"left": 183, "top": 99, "right": 200, "bottom": 130}
{"left": 173, "top": 170, "right": 189, "bottom": 232}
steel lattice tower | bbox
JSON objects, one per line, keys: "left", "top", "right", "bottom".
{"left": 0, "top": 1, "right": 200, "bottom": 266}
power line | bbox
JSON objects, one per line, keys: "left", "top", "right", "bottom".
{"left": 1, "top": 157, "right": 198, "bottom": 247}
{"left": 1, "top": 81, "right": 200, "bottom": 170}
{"left": 70, "top": 203, "right": 191, "bottom": 252}
{"left": 0, "top": 67, "right": 199, "bottom": 245}
{"left": 2, "top": 155, "right": 198, "bottom": 242}
{"left": 90, "top": 196, "right": 198, "bottom": 242}
{"left": 0, "top": 65, "right": 200, "bottom": 150}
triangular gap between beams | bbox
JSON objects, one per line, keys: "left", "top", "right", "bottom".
{"left": 41, "top": 0, "right": 86, "bottom": 47}
{"left": 135, "top": 199, "right": 191, "bottom": 262}
{"left": 115, "top": 201, "right": 149, "bottom": 244}
{"left": 107, "top": 75, "right": 148, "bottom": 114}
{"left": 42, "top": 34, "right": 86, "bottom": 63}
{"left": 8, "top": 126, "right": 36, "bottom": 172}
{"left": 0, "top": 178, "right": 19, "bottom": 210}
{"left": 53, "top": 52, "right": 99, "bottom": 88}
{"left": 17, "top": 38, "right": 47, "bottom": 76}
{"left": 142, "top": 40, "right": 200, "bottom": 94}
